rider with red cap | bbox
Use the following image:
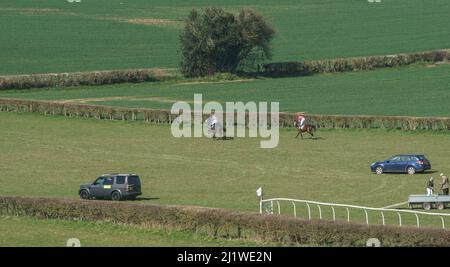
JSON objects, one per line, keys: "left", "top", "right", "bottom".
{"left": 296, "top": 112, "right": 306, "bottom": 130}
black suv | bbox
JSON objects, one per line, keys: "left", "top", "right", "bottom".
{"left": 79, "top": 174, "right": 142, "bottom": 201}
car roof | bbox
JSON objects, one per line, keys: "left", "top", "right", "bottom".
{"left": 393, "top": 154, "right": 425, "bottom": 157}
{"left": 100, "top": 173, "right": 138, "bottom": 177}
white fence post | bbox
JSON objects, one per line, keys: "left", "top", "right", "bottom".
{"left": 259, "top": 197, "right": 450, "bottom": 229}
{"left": 292, "top": 201, "right": 297, "bottom": 218}
{"left": 306, "top": 203, "right": 311, "bottom": 220}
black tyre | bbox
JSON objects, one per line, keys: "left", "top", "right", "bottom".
{"left": 437, "top": 202, "right": 446, "bottom": 210}
{"left": 375, "top": 166, "right": 383, "bottom": 175}
{"left": 111, "top": 191, "right": 122, "bottom": 201}
{"left": 79, "top": 190, "right": 90, "bottom": 200}
{"left": 407, "top": 166, "right": 416, "bottom": 175}
{"left": 423, "top": 202, "right": 432, "bottom": 211}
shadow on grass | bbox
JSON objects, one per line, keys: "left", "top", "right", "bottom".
{"left": 132, "top": 197, "right": 160, "bottom": 201}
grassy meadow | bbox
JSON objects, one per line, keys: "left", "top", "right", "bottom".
{"left": 1, "top": 63, "right": 449, "bottom": 117}
{"left": 1, "top": 0, "right": 450, "bottom": 75}
{"left": 1, "top": 112, "right": 449, "bottom": 228}
{"left": 0, "top": 215, "right": 266, "bottom": 247}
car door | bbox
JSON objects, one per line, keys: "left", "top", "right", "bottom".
{"left": 90, "top": 177, "right": 106, "bottom": 197}
{"left": 102, "top": 177, "right": 115, "bottom": 198}
{"left": 384, "top": 156, "right": 400, "bottom": 172}
{"left": 394, "top": 156, "right": 409, "bottom": 172}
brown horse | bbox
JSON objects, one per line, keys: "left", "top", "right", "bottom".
{"left": 294, "top": 122, "right": 316, "bottom": 139}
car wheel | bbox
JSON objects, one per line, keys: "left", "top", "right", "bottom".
{"left": 79, "top": 190, "right": 90, "bottom": 200}
{"left": 111, "top": 191, "right": 122, "bottom": 201}
{"left": 437, "top": 202, "right": 446, "bottom": 210}
{"left": 423, "top": 202, "right": 431, "bottom": 211}
{"left": 407, "top": 166, "right": 416, "bottom": 175}
{"left": 375, "top": 166, "right": 383, "bottom": 174}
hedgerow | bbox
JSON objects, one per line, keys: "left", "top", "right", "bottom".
{"left": 0, "top": 69, "right": 174, "bottom": 90}
{"left": 263, "top": 49, "right": 450, "bottom": 77}
{"left": 1, "top": 98, "right": 449, "bottom": 131}
{"left": 1, "top": 196, "right": 449, "bottom": 246}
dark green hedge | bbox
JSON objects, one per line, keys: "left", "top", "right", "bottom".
{"left": 0, "top": 69, "right": 175, "bottom": 90}
{"left": 1, "top": 196, "right": 450, "bottom": 246}
{"left": 264, "top": 49, "right": 450, "bottom": 77}
{"left": 1, "top": 98, "right": 449, "bottom": 131}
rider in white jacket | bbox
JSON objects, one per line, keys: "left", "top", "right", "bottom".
{"left": 206, "top": 112, "right": 218, "bottom": 131}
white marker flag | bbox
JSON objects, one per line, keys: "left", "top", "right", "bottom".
{"left": 256, "top": 187, "right": 262, "bottom": 197}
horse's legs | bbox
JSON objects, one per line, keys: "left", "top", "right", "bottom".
{"left": 300, "top": 132, "right": 304, "bottom": 139}
{"left": 295, "top": 130, "right": 300, "bottom": 138}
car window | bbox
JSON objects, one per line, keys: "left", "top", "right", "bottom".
{"left": 127, "top": 176, "right": 141, "bottom": 185}
{"left": 104, "top": 177, "right": 114, "bottom": 185}
{"left": 390, "top": 156, "right": 400, "bottom": 162}
{"left": 94, "top": 177, "right": 105, "bottom": 185}
{"left": 116, "top": 176, "right": 126, "bottom": 185}
{"left": 400, "top": 156, "right": 409, "bottom": 161}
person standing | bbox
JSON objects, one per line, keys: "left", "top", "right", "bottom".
{"left": 440, "top": 173, "right": 449, "bottom": 195}
{"left": 426, "top": 177, "right": 434, "bottom": 196}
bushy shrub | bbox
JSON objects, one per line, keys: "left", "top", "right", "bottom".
{"left": 180, "top": 8, "right": 275, "bottom": 77}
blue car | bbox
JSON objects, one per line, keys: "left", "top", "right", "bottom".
{"left": 371, "top": 154, "right": 431, "bottom": 175}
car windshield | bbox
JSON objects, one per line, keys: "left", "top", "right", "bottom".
{"left": 128, "top": 176, "right": 141, "bottom": 185}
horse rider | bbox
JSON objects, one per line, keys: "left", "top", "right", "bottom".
{"left": 296, "top": 112, "right": 306, "bottom": 130}
{"left": 205, "top": 110, "right": 218, "bottom": 137}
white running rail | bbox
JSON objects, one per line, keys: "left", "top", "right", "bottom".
{"left": 260, "top": 198, "right": 450, "bottom": 229}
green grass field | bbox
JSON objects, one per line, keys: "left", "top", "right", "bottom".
{"left": 2, "top": 63, "right": 450, "bottom": 116}
{"left": 1, "top": 0, "right": 450, "bottom": 75}
{"left": 1, "top": 112, "right": 449, "bottom": 229}
{"left": 0, "top": 215, "right": 266, "bottom": 247}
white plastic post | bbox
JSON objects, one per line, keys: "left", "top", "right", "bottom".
{"left": 306, "top": 203, "right": 311, "bottom": 220}
{"left": 364, "top": 209, "right": 369, "bottom": 225}
{"left": 331, "top": 206, "right": 336, "bottom": 221}
{"left": 292, "top": 201, "right": 297, "bottom": 217}
{"left": 276, "top": 201, "right": 281, "bottom": 215}
{"left": 441, "top": 216, "right": 445, "bottom": 229}
{"left": 397, "top": 212, "right": 402, "bottom": 227}
{"left": 346, "top": 208, "right": 350, "bottom": 223}
{"left": 318, "top": 205, "right": 322, "bottom": 220}
{"left": 381, "top": 211, "right": 385, "bottom": 225}
{"left": 415, "top": 213, "right": 420, "bottom": 228}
